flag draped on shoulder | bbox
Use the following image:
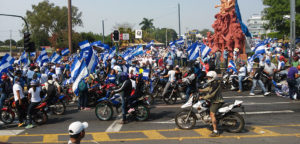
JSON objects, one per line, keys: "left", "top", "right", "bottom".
{"left": 61, "top": 48, "right": 70, "bottom": 56}
{"left": 72, "top": 60, "right": 89, "bottom": 96}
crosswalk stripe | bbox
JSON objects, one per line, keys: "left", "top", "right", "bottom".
{"left": 240, "top": 110, "right": 294, "bottom": 115}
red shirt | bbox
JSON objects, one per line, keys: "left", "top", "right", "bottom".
{"left": 158, "top": 58, "right": 164, "bottom": 67}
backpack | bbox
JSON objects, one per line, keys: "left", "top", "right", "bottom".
{"left": 47, "top": 82, "right": 57, "bottom": 98}
{"left": 79, "top": 79, "right": 88, "bottom": 92}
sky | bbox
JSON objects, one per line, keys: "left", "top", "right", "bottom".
{"left": 0, "top": 0, "right": 265, "bottom": 41}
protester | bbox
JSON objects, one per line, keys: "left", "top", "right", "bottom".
{"left": 68, "top": 121, "right": 88, "bottom": 144}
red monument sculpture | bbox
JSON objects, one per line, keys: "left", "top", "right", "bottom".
{"left": 203, "top": 0, "right": 246, "bottom": 59}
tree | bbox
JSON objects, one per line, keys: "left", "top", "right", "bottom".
{"left": 4, "top": 39, "right": 16, "bottom": 46}
{"left": 139, "top": 18, "right": 155, "bottom": 31}
{"left": 16, "top": 39, "right": 23, "bottom": 47}
{"left": 0, "top": 41, "right": 4, "bottom": 46}
{"left": 262, "top": 0, "right": 300, "bottom": 37}
{"left": 25, "top": 0, "right": 83, "bottom": 51}
{"left": 199, "top": 29, "right": 214, "bottom": 37}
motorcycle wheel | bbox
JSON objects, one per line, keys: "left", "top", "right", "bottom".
{"left": 175, "top": 110, "right": 197, "bottom": 130}
{"left": 163, "top": 92, "right": 177, "bottom": 105}
{"left": 52, "top": 100, "right": 66, "bottom": 115}
{"left": 0, "top": 110, "right": 15, "bottom": 124}
{"left": 135, "top": 104, "right": 150, "bottom": 121}
{"left": 33, "top": 111, "right": 48, "bottom": 125}
{"left": 95, "top": 102, "right": 114, "bottom": 121}
{"left": 220, "top": 112, "right": 245, "bottom": 133}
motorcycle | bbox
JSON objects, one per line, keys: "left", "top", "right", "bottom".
{"left": 43, "top": 94, "right": 66, "bottom": 115}
{"left": 163, "top": 81, "right": 187, "bottom": 105}
{"left": 0, "top": 98, "right": 48, "bottom": 125}
{"left": 95, "top": 88, "right": 150, "bottom": 121}
{"left": 230, "top": 75, "right": 252, "bottom": 91}
{"left": 175, "top": 93, "right": 245, "bottom": 132}
{"left": 61, "top": 85, "right": 74, "bottom": 105}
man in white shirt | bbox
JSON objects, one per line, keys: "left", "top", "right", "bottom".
{"left": 161, "top": 66, "right": 176, "bottom": 97}
{"left": 237, "top": 62, "right": 247, "bottom": 92}
{"left": 13, "top": 76, "right": 26, "bottom": 127}
{"left": 176, "top": 49, "right": 183, "bottom": 66}
{"left": 263, "top": 59, "right": 277, "bottom": 92}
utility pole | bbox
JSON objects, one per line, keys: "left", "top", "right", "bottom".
{"left": 9, "top": 30, "right": 12, "bottom": 56}
{"left": 102, "top": 20, "right": 105, "bottom": 43}
{"left": 68, "top": 0, "right": 72, "bottom": 54}
{"left": 178, "top": 3, "right": 181, "bottom": 38}
{"left": 165, "top": 28, "right": 168, "bottom": 47}
{"left": 289, "top": 0, "right": 296, "bottom": 64}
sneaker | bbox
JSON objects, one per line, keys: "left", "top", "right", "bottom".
{"left": 237, "top": 90, "right": 242, "bottom": 93}
{"left": 119, "top": 120, "right": 127, "bottom": 124}
{"left": 128, "top": 108, "right": 135, "bottom": 113}
{"left": 18, "top": 122, "right": 25, "bottom": 127}
{"left": 25, "top": 124, "right": 34, "bottom": 129}
{"left": 249, "top": 93, "right": 255, "bottom": 96}
{"left": 209, "top": 131, "right": 220, "bottom": 137}
{"left": 84, "top": 107, "right": 91, "bottom": 110}
{"left": 264, "top": 92, "right": 270, "bottom": 96}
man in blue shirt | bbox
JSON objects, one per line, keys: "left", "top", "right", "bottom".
{"left": 287, "top": 66, "right": 299, "bottom": 100}
{"left": 223, "top": 47, "right": 228, "bottom": 67}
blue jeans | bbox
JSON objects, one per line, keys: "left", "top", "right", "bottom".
{"left": 185, "top": 86, "right": 191, "bottom": 102}
{"left": 121, "top": 93, "right": 127, "bottom": 121}
{"left": 78, "top": 91, "right": 88, "bottom": 108}
{"left": 250, "top": 79, "right": 266, "bottom": 94}
{"left": 182, "top": 58, "right": 187, "bottom": 67}
{"left": 0, "top": 93, "right": 7, "bottom": 109}
{"left": 287, "top": 78, "right": 297, "bottom": 99}
{"left": 177, "top": 57, "right": 181, "bottom": 66}
{"left": 238, "top": 76, "right": 245, "bottom": 91}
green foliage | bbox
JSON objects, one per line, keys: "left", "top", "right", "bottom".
{"left": 4, "top": 39, "right": 16, "bottom": 46}
{"left": 16, "top": 39, "right": 23, "bottom": 47}
{"left": 25, "top": 0, "right": 82, "bottom": 50}
{"left": 199, "top": 29, "right": 213, "bottom": 37}
{"left": 0, "top": 41, "right": 3, "bottom": 46}
{"left": 139, "top": 18, "right": 155, "bottom": 31}
{"left": 267, "top": 32, "right": 285, "bottom": 39}
{"left": 262, "top": 0, "right": 300, "bottom": 37}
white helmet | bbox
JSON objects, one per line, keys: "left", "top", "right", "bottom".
{"left": 206, "top": 71, "right": 217, "bottom": 83}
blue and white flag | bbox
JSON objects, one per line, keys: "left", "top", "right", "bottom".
{"left": 61, "top": 48, "right": 70, "bottom": 56}
{"left": 36, "top": 48, "right": 49, "bottom": 67}
{"left": 0, "top": 54, "right": 15, "bottom": 73}
{"left": 50, "top": 52, "right": 62, "bottom": 63}
{"left": 188, "top": 42, "right": 200, "bottom": 61}
{"left": 199, "top": 43, "right": 211, "bottom": 58}
{"left": 30, "top": 52, "right": 36, "bottom": 57}
{"left": 79, "top": 40, "right": 91, "bottom": 51}
{"left": 87, "top": 48, "right": 99, "bottom": 73}
{"left": 109, "top": 47, "right": 116, "bottom": 59}
{"left": 169, "top": 41, "right": 175, "bottom": 46}
{"left": 19, "top": 51, "right": 28, "bottom": 64}
{"left": 253, "top": 44, "right": 266, "bottom": 55}
{"left": 131, "top": 45, "right": 144, "bottom": 58}
{"left": 176, "top": 38, "right": 184, "bottom": 45}
{"left": 72, "top": 61, "right": 89, "bottom": 96}
{"left": 227, "top": 60, "right": 237, "bottom": 73}
{"left": 71, "top": 56, "right": 82, "bottom": 81}
{"left": 90, "top": 41, "right": 101, "bottom": 47}
{"left": 142, "top": 69, "right": 150, "bottom": 80}
{"left": 146, "top": 40, "right": 154, "bottom": 48}
{"left": 235, "top": 0, "right": 252, "bottom": 37}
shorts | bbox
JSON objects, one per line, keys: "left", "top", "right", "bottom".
{"left": 210, "top": 103, "right": 222, "bottom": 113}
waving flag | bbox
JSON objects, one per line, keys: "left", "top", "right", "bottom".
{"left": 90, "top": 41, "right": 101, "bottom": 47}
{"left": 19, "top": 51, "right": 28, "bottom": 64}
{"left": 142, "top": 69, "right": 150, "bottom": 80}
{"left": 50, "top": 52, "right": 62, "bottom": 63}
{"left": 71, "top": 56, "right": 81, "bottom": 81}
{"left": 131, "top": 45, "right": 144, "bottom": 58}
{"left": 199, "top": 43, "right": 211, "bottom": 58}
{"left": 227, "top": 60, "right": 237, "bottom": 73}
{"left": 30, "top": 52, "right": 36, "bottom": 57}
{"left": 146, "top": 40, "right": 154, "bottom": 48}
{"left": 109, "top": 47, "right": 116, "bottom": 59}
{"left": 169, "top": 41, "right": 175, "bottom": 46}
{"left": 176, "top": 38, "right": 184, "bottom": 45}
{"left": 79, "top": 40, "right": 91, "bottom": 51}
{"left": 253, "top": 44, "right": 266, "bottom": 55}
{"left": 61, "top": 48, "right": 70, "bottom": 56}
{"left": 0, "top": 54, "right": 15, "bottom": 73}
{"left": 72, "top": 61, "right": 89, "bottom": 96}
{"left": 36, "top": 48, "right": 49, "bottom": 67}
{"left": 86, "top": 48, "right": 99, "bottom": 73}
{"left": 235, "top": 0, "right": 251, "bottom": 37}
{"left": 188, "top": 42, "right": 200, "bottom": 60}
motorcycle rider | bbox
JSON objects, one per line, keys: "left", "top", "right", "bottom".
{"left": 111, "top": 72, "right": 132, "bottom": 124}
{"left": 0, "top": 74, "right": 13, "bottom": 109}
{"left": 182, "top": 68, "right": 196, "bottom": 102}
{"left": 237, "top": 61, "right": 247, "bottom": 93}
{"left": 161, "top": 66, "right": 176, "bottom": 98}
{"left": 42, "top": 75, "right": 61, "bottom": 104}
{"left": 25, "top": 80, "right": 42, "bottom": 129}
{"left": 198, "top": 71, "right": 224, "bottom": 137}
{"left": 13, "top": 76, "right": 27, "bottom": 127}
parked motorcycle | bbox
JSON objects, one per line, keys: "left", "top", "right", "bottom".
{"left": 0, "top": 99, "right": 48, "bottom": 125}
{"left": 175, "top": 93, "right": 245, "bottom": 132}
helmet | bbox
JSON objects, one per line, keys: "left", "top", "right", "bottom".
{"left": 1, "top": 74, "right": 8, "bottom": 80}
{"left": 30, "top": 80, "right": 38, "bottom": 86}
{"left": 279, "top": 56, "right": 285, "bottom": 61}
{"left": 206, "top": 71, "right": 217, "bottom": 83}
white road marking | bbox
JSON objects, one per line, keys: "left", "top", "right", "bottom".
{"left": 243, "top": 101, "right": 300, "bottom": 105}
{"left": 240, "top": 110, "right": 294, "bottom": 115}
{"left": 224, "top": 95, "right": 264, "bottom": 99}
{"left": 0, "top": 130, "right": 25, "bottom": 135}
{"left": 105, "top": 114, "right": 123, "bottom": 132}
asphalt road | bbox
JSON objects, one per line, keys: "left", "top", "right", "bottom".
{"left": 1, "top": 90, "right": 300, "bottom": 144}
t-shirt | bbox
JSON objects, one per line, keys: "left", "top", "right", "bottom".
{"left": 113, "top": 65, "right": 122, "bottom": 73}
{"left": 168, "top": 70, "right": 176, "bottom": 82}
{"left": 55, "top": 67, "right": 62, "bottom": 75}
{"left": 238, "top": 66, "right": 246, "bottom": 77}
{"left": 288, "top": 67, "right": 298, "bottom": 80}
{"left": 167, "top": 59, "right": 173, "bottom": 66}
{"left": 27, "top": 70, "right": 35, "bottom": 79}
{"left": 28, "top": 87, "right": 42, "bottom": 102}
{"left": 40, "top": 74, "right": 48, "bottom": 84}
{"left": 278, "top": 61, "right": 285, "bottom": 70}
{"left": 13, "top": 83, "right": 24, "bottom": 101}
{"left": 264, "top": 63, "right": 276, "bottom": 75}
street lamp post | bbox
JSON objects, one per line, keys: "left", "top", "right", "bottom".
{"left": 67, "top": 0, "right": 72, "bottom": 55}
{"left": 102, "top": 20, "right": 105, "bottom": 43}
{"left": 290, "top": 0, "right": 296, "bottom": 65}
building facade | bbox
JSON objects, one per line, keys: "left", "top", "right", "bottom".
{"left": 247, "top": 14, "right": 272, "bottom": 39}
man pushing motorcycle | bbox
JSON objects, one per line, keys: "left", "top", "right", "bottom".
{"left": 198, "top": 71, "right": 224, "bottom": 137}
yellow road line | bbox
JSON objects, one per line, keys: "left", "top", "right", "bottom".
{"left": 43, "top": 134, "right": 58, "bottom": 143}
{"left": 91, "top": 132, "right": 111, "bottom": 141}
{"left": 251, "top": 126, "right": 281, "bottom": 135}
{"left": 194, "top": 128, "right": 212, "bottom": 137}
{"left": 0, "top": 136, "right": 10, "bottom": 142}
{"left": 143, "top": 130, "right": 167, "bottom": 139}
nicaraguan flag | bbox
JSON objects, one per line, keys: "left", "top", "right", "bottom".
{"left": 61, "top": 48, "right": 70, "bottom": 56}
{"left": 50, "top": 52, "right": 62, "bottom": 63}
{"left": 87, "top": 49, "right": 99, "bottom": 73}
{"left": 19, "top": 51, "right": 28, "bottom": 64}
{"left": 90, "top": 41, "right": 101, "bottom": 47}
{"left": 253, "top": 44, "right": 266, "bottom": 55}
{"left": 36, "top": 48, "right": 49, "bottom": 67}
{"left": 146, "top": 40, "right": 154, "bottom": 48}
{"left": 71, "top": 56, "right": 81, "bottom": 81}
{"left": 0, "top": 54, "right": 15, "bottom": 73}
{"left": 188, "top": 42, "right": 200, "bottom": 60}
{"left": 142, "top": 69, "right": 150, "bottom": 80}
{"left": 227, "top": 60, "right": 237, "bottom": 73}
{"left": 131, "top": 45, "right": 144, "bottom": 58}
{"left": 200, "top": 43, "right": 211, "bottom": 58}
{"left": 72, "top": 60, "right": 89, "bottom": 96}
{"left": 109, "top": 47, "right": 116, "bottom": 59}
{"left": 30, "top": 52, "right": 36, "bottom": 57}
{"left": 169, "top": 41, "right": 174, "bottom": 46}
{"left": 235, "top": 0, "right": 252, "bottom": 37}
{"left": 176, "top": 38, "right": 184, "bottom": 45}
{"left": 79, "top": 40, "right": 91, "bottom": 51}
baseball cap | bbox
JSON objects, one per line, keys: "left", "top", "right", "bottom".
{"left": 68, "top": 121, "right": 88, "bottom": 135}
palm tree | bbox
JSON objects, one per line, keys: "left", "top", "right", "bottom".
{"left": 139, "top": 18, "right": 155, "bottom": 31}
